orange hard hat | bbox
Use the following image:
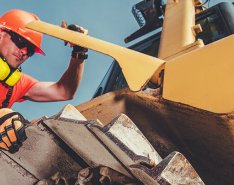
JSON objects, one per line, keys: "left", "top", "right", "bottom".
{"left": 0, "top": 9, "right": 45, "bottom": 55}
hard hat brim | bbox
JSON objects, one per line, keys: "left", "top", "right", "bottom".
{"left": 35, "top": 47, "right": 46, "bottom": 56}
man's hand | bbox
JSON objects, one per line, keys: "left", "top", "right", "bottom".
{"left": 62, "top": 21, "right": 89, "bottom": 60}
{"left": 0, "top": 108, "right": 28, "bottom": 153}
{"left": 67, "top": 24, "right": 88, "bottom": 35}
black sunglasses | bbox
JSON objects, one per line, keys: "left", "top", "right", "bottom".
{"left": 3, "top": 30, "right": 36, "bottom": 57}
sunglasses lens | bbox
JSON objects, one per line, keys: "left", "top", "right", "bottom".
{"left": 4, "top": 30, "right": 36, "bottom": 57}
{"left": 27, "top": 45, "right": 35, "bottom": 57}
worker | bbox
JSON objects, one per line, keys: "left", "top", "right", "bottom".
{"left": 0, "top": 9, "right": 88, "bottom": 153}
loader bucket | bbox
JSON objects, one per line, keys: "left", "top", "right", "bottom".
{"left": 76, "top": 89, "right": 234, "bottom": 185}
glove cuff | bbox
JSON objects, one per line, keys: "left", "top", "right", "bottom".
{"left": 72, "top": 45, "right": 88, "bottom": 61}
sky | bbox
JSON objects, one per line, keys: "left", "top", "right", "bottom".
{"left": 0, "top": 0, "right": 232, "bottom": 120}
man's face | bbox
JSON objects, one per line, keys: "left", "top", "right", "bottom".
{"left": 0, "top": 29, "right": 34, "bottom": 68}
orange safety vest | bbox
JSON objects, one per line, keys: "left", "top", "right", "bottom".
{"left": 0, "top": 74, "right": 38, "bottom": 108}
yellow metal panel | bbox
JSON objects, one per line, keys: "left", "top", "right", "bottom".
{"left": 26, "top": 21, "right": 165, "bottom": 91}
{"left": 163, "top": 35, "right": 234, "bottom": 113}
{"left": 159, "top": 0, "right": 196, "bottom": 59}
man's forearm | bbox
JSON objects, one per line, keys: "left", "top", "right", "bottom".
{"left": 56, "top": 57, "right": 85, "bottom": 99}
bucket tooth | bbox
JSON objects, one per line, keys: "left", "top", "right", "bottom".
{"left": 88, "top": 113, "right": 162, "bottom": 168}
{"left": 51, "top": 104, "right": 87, "bottom": 120}
{"left": 130, "top": 151, "right": 205, "bottom": 185}
{"left": 44, "top": 106, "right": 132, "bottom": 178}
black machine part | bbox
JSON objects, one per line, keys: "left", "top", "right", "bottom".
{"left": 125, "top": 0, "right": 165, "bottom": 43}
